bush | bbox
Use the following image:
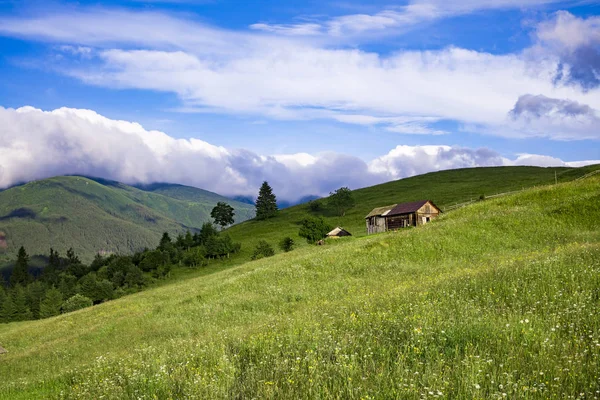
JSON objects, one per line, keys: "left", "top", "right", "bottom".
{"left": 62, "top": 294, "right": 93, "bottom": 314}
{"left": 299, "top": 217, "right": 332, "bottom": 244}
{"left": 307, "top": 200, "right": 321, "bottom": 212}
{"left": 279, "top": 237, "right": 295, "bottom": 252}
{"left": 183, "top": 246, "right": 207, "bottom": 268}
{"left": 251, "top": 240, "right": 275, "bottom": 260}
{"left": 479, "top": 194, "right": 486, "bottom": 201}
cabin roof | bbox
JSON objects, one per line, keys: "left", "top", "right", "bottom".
{"left": 327, "top": 227, "right": 351, "bottom": 236}
{"left": 365, "top": 204, "right": 396, "bottom": 218}
{"left": 366, "top": 200, "right": 441, "bottom": 219}
{"left": 388, "top": 200, "right": 429, "bottom": 216}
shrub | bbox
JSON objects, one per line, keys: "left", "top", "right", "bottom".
{"left": 251, "top": 240, "right": 275, "bottom": 260}
{"left": 279, "top": 237, "right": 295, "bottom": 252}
{"left": 307, "top": 200, "right": 321, "bottom": 212}
{"left": 299, "top": 217, "right": 332, "bottom": 244}
{"left": 62, "top": 294, "right": 93, "bottom": 314}
{"left": 479, "top": 194, "right": 486, "bottom": 201}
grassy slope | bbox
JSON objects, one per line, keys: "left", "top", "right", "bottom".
{"left": 0, "top": 174, "right": 598, "bottom": 399}
{"left": 0, "top": 176, "right": 254, "bottom": 263}
{"left": 224, "top": 165, "right": 599, "bottom": 261}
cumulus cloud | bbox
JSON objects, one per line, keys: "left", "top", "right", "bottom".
{"left": 0, "top": 106, "right": 596, "bottom": 202}
{"left": 535, "top": 11, "right": 600, "bottom": 89}
{"left": 504, "top": 94, "right": 600, "bottom": 140}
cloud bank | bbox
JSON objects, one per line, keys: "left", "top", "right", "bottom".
{"left": 0, "top": 106, "right": 596, "bottom": 201}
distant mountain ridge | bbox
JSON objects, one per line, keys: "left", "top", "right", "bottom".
{"left": 0, "top": 176, "right": 255, "bottom": 263}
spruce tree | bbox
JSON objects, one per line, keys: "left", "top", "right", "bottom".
{"left": 10, "top": 246, "right": 31, "bottom": 287}
{"left": 26, "top": 281, "right": 46, "bottom": 319}
{"left": 0, "top": 292, "right": 16, "bottom": 322}
{"left": 0, "top": 287, "right": 6, "bottom": 322}
{"left": 255, "top": 181, "right": 278, "bottom": 220}
{"left": 12, "top": 286, "right": 32, "bottom": 321}
{"left": 40, "top": 287, "right": 63, "bottom": 318}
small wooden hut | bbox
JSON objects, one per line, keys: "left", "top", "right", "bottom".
{"left": 326, "top": 227, "right": 352, "bottom": 238}
{"left": 365, "top": 200, "right": 441, "bottom": 234}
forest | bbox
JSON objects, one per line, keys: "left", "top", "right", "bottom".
{"left": 0, "top": 223, "right": 241, "bottom": 323}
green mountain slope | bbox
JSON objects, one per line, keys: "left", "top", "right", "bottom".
{"left": 0, "top": 173, "right": 598, "bottom": 399}
{"left": 224, "top": 165, "right": 600, "bottom": 261}
{"left": 0, "top": 176, "right": 254, "bottom": 263}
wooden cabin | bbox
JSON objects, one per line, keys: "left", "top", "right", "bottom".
{"left": 326, "top": 227, "right": 352, "bottom": 238}
{"left": 365, "top": 200, "right": 441, "bottom": 234}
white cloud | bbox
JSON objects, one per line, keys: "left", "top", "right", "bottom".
{"left": 0, "top": 8, "right": 599, "bottom": 140}
{"left": 0, "top": 106, "right": 595, "bottom": 202}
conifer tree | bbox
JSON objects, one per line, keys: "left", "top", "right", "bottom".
{"left": 12, "top": 286, "right": 32, "bottom": 321}
{"left": 0, "top": 287, "right": 7, "bottom": 322}
{"left": 40, "top": 287, "right": 63, "bottom": 318}
{"left": 26, "top": 281, "right": 46, "bottom": 319}
{"left": 0, "top": 292, "right": 16, "bottom": 322}
{"left": 10, "top": 246, "right": 31, "bottom": 287}
{"left": 255, "top": 181, "right": 278, "bottom": 220}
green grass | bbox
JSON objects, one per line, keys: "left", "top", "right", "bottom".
{"left": 224, "top": 165, "right": 600, "bottom": 262}
{"left": 0, "top": 173, "right": 598, "bottom": 399}
{"left": 0, "top": 176, "right": 254, "bottom": 263}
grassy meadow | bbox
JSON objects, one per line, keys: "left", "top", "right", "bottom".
{"left": 224, "top": 165, "right": 600, "bottom": 261}
{"left": 0, "top": 173, "right": 598, "bottom": 399}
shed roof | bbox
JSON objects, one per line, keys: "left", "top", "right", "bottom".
{"left": 365, "top": 204, "right": 396, "bottom": 218}
{"left": 327, "top": 227, "right": 352, "bottom": 237}
{"left": 388, "top": 200, "right": 429, "bottom": 216}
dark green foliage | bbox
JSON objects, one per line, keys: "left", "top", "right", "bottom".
{"left": 62, "top": 294, "right": 93, "bottom": 314}
{"left": 279, "top": 237, "right": 295, "bottom": 252}
{"left": 328, "top": 187, "right": 355, "bottom": 217}
{"left": 251, "top": 240, "right": 275, "bottom": 261}
{"left": 139, "top": 250, "right": 170, "bottom": 272}
{"left": 12, "top": 286, "right": 32, "bottom": 321}
{"left": 58, "top": 274, "right": 78, "bottom": 299}
{"left": 89, "top": 253, "right": 107, "bottom": 272}
{"left": 211, "top": 202, "right": 235, "bottom": 228}
{"left": 197, "top": 223, "right": 219, "bottom": 246}
{"left": 43, "top": 248, "right": 62, "bottom": 286}
{"left": 10, "top": 246, "right": 32, "bottom": 287}
{"left": 479, "top": 194, "right": 486, "bottom": 201}
{"left": 66, "top": 248, "right": 80, "bottom": 265}
{"left": 125, "top": 265, "right": 145, "bottom": 287}
{"left": 205, "top": 234, "right": 241, "bottom": 258}
{"left": 299, "top": 217, "right": 333, "bottom": 244}
{"left": 39, "top": 287, "right": 63, "bottom": 318}
{"left": 158, "top": 232, "right": 172, "bottom": 251}
{"left": 26, "top": 281, "right": 46, "bottom": 319}
{"left": 255, "top": 181, "right": 278, "bottom": 220}
{"left": 0, "top": 291, "right": 16, "bottom": 322}
{"left": 307, "top": 200, "right": 321, "bottom": 212}
{"left": 183, "top": 247, "right": 207, "bottom": 268}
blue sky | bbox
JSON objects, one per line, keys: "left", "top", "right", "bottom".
{"left": 0, "top": 0, "right": 599, "bottom": 200}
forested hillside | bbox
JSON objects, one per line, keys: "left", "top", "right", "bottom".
{"left": 0, "top": 176, "right": 254, "bottom": 263}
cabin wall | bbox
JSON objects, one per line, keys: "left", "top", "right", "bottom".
{"left": 416, "top": 202, "right": 440, "bottom": 225}
{"left": 366, "top": 216, "right": 387, "bottom": 234}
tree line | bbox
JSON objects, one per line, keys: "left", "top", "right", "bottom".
{"left": 0, "top": 223, "right": 241, "bottom": 323}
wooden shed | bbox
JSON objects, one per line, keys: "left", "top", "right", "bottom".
{"left": 326, "top": 227, "right": 352, "bottom": 238}
{"left": 365, "top": 200, "right": 441, "bottom": 234}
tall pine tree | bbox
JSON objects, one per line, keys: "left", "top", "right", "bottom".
{"left": 255, "top": 181, "right": 278, "bottom": 220}
{"left": 40, "top": 287, "right": 63, "bottom": 318}
{"left": 10, "top": 246, "right": 31, "bottom": 287}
